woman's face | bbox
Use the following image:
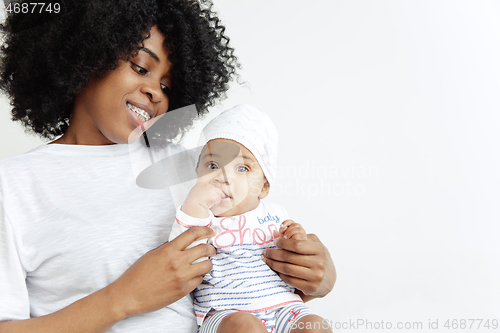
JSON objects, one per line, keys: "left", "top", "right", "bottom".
{"left": 60, "top": 25, "right": 173, "bottom": 145}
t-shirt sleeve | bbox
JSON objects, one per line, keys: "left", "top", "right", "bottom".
{"left": 168, "top": 206, "right": 213, "bottom": 264}
{"left": 0, "top": 201, "right": 30, "bottom": 322}
{"left": 168, "top": 206, "right": 212, "bottom": 242}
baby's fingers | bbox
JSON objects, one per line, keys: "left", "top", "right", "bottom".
{"left": 280, "top": 220, "right": 295, "bottom": 230}
{"left": 282, "top": 223, "right": 307, "bottom": 240}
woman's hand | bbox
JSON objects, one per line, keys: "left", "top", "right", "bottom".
{"left": 263, "top": 221, "right": 336, "bottom": 301}
{"left": 0, "top": 227, "right": 217, "bottom": 333}
{"left": 108, "top": 226, "right": 216, "bottom": 319}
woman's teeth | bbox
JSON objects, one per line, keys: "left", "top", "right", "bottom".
{"left": 127, "top": 102, "right": 151, "bottom": 122}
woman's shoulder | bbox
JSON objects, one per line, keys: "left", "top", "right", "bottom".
{"left": 0, "top": 146, "right": 51, "bottom": 203}
{"left": 0, "top": 145, "right": 49, "bottom": 172}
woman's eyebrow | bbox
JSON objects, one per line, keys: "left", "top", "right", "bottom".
{"left": 139, "top": 47, "right": 160, "bottom": 63}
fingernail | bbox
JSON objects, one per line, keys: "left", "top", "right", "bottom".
{"left": 263, "top": 249, "right": 268, "bottom": 256}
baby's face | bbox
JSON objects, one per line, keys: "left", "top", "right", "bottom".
{"left": 196, "top": 139, "right": 269, "bottom": 217}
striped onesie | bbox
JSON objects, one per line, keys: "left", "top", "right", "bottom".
{"left": 169, "top": 199, "right": 308, "bottom": 328}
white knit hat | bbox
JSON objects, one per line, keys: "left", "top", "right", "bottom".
{"left": 201, "top": 104, "right": 278, "bottom": 187}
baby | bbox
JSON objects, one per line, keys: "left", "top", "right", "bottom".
{"left": 169, "top": 105, "right": 330, "bottom": 333}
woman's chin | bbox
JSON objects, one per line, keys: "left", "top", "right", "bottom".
{"left": 127, "top": 113, "right": 165, "bottom": 144}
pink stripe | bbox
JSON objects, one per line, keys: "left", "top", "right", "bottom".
{"left": 195, "top": 300, "right": 304, "bottom": 320}
{"left": 227, "top": 300, "right": 303, "bottom": 313}
{"left": 176, "top": 217, "right": 211, "bottom": 228}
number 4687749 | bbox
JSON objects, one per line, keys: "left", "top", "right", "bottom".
{"left": 444, "top": 319, "right": 498, "bottom": 330}
{"left": 5, "top": 2, "right": 61, "bottom": 14}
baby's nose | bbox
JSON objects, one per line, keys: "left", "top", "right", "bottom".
{"left": 212, "top": 169, "right": 230, "bottom": 184}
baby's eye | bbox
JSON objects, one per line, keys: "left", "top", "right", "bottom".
{"left": 131, "top": 63, "right": 148, "bottom": 75}
{"left": 236, "top": 166, "right": 248, "bottom": 172}
{"left": 161, "top": 84, "right": 171, "bottom": 97}
{"left": 206, "top": 162, "right": 219, "bottom": 170}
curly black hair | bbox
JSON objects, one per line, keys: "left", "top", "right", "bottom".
{"left": 0, "top": 0, "right": 239, "bottom": 141}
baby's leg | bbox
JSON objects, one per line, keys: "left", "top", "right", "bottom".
{"left": 275, "top": 303, "right": 332, "bottom": 333}
{"left": 199, "top": 310, "right": 268, "bottom": 333}
{"left": 290, "top": 315, "right": 332, "bottom": 333}
{"left": 218, "top": 312, "right": 268, "bottom": 333}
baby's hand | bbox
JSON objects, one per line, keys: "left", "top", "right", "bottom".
{"left": 273, "top": 220, "right": 307, "bottom": 241}
{"left": 181, "top": 183, "right": 226, "bottom": 218}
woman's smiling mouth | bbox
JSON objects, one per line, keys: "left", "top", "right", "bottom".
{"left": 127, "top": 102, "right": 151, "bottom": 122}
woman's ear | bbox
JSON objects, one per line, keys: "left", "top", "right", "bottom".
{"left": 258, "top": 181, "right": 270, "bottom": 199}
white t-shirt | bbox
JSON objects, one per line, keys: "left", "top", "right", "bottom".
{"left": 0, "top": 142, "right": 198, "bottom": 332}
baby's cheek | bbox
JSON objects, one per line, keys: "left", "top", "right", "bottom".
{"left": 231, "top": 191, "right": 247, "bottom": 205}
{"left": 196, "top": 172, "right": 217, "bottom": 185}
{"left": 246, "top": 177, "right": 264, "bottom": 194}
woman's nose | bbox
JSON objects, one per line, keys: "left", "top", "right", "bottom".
{"left": 142, "top": 82, "right": 163, "bottom": 104}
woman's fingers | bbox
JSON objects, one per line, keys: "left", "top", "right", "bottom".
{"left": 263, "top": 233, "right": 336, "bottom": 298}
{"left": 263, "top": 257, "right": 312, "bottom": 279}
{"left": 263, "top": 250, "right": 326, "bottom": 296}
{"left": 165, "top": 227, "right": 216, "bottom": 276}
{"left": 274, "top": 274, "right": 323, "bottom": 297}
{"left": 264, "top": 248, "right": 315, "bottom": 269}
{"left": 167, "top": 226, "right": 216, "bottom": 252}
{"left": 188, "top": 255, "right": 215, "bottom": 278}
{"left": 112, "top": 227, "right": 217, "bottom": 318}
{"left": 185, "top": 242, "right": 217, "bottom": 264}
{"left": 272, "top": 235, "right": 325, "bottom": 256}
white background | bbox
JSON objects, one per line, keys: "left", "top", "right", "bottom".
{"left": 1, "top": 1, "right": 500, "bottom": 331}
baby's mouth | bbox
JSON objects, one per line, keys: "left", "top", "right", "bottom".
{"left": 127, "top": 102, "right": 151, "bottom": 122}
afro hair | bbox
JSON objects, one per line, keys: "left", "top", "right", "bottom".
{"left": 0, "top": 0, "right": 239, "bottom": 140}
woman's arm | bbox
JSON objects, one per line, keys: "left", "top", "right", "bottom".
{"left": 0, "top": 285, "right": 122, "bottom": 333}
{"left": 263, "top": 231, "right": 336, "bottom": 302}
{"left": 0, "top": 227, "right": 216, "bottom": 333}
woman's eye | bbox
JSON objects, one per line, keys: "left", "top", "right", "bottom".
{"left": 161, "top": 84, "right": 171, "bottom": 97}
{"left": 132, "top": 63, "right": 148, "bottom": 75}
{"left": 236, "top": 166, "right": 248, "bottom": 172}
